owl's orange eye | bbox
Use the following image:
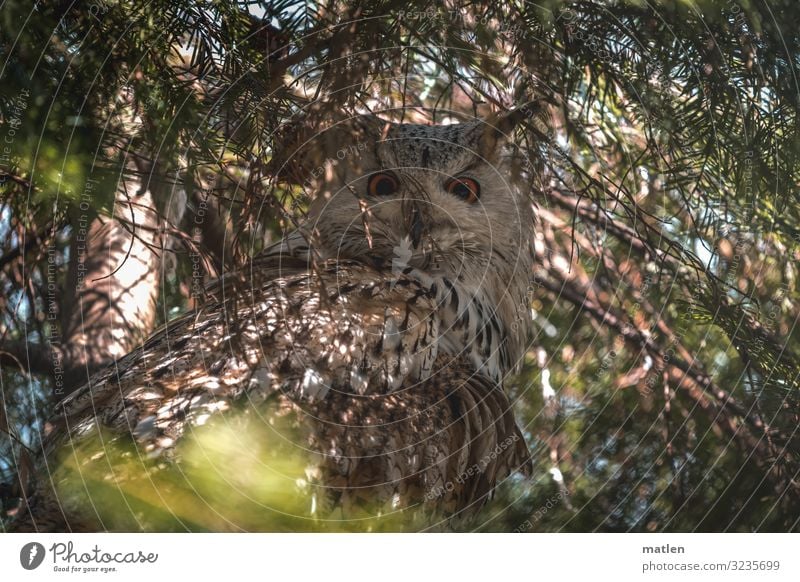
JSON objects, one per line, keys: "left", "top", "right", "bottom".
{"left": 445, "top": 177, "right": 480, "bottom": 203}
{"left": 367, "top": 172, "right": 399, "bottom": 196}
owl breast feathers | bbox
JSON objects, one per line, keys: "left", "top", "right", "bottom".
{"left": 16, "top": 109, "right": 536, "bottom": 531}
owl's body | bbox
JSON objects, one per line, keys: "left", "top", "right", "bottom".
{"left": 14, "top": 109, "right": 536, "bottom": 531}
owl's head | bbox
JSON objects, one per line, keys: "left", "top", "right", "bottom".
{"left": 280, "top": 108, "right": 537, "bottom": 374}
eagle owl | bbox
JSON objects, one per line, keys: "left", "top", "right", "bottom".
{"left": 15, "top": 108, "right": 536, "bottom": 531}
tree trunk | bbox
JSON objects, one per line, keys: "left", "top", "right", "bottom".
{"left": 57, "top": 161, "right": 163, "bottom": 397}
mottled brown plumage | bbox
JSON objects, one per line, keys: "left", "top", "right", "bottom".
{"left": 14, "top": 108, "right": 536, "bottom": 531}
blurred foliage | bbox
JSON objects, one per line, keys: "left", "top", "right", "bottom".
{"left": 54, "top": 414, "right": 311, "bottom": 532}
{"left": 52, "top": 411, "right": 419, "bottom": 532}
{"left": 2, "top": 0, "right": 800, "bottom": 531}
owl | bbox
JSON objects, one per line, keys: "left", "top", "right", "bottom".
{"left": 13, "top": 107, "right": 537, "bottom": 531}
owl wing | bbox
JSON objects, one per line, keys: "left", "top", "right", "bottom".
{"left": 45, "top": 258, "right": 440, "bottom": 455}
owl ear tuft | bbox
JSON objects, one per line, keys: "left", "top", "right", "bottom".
{"left": 268, "top": 114, "right": 389, "bottom": 186}
{"left": 475, "top": 101, "right": 544, "bottom": 160}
